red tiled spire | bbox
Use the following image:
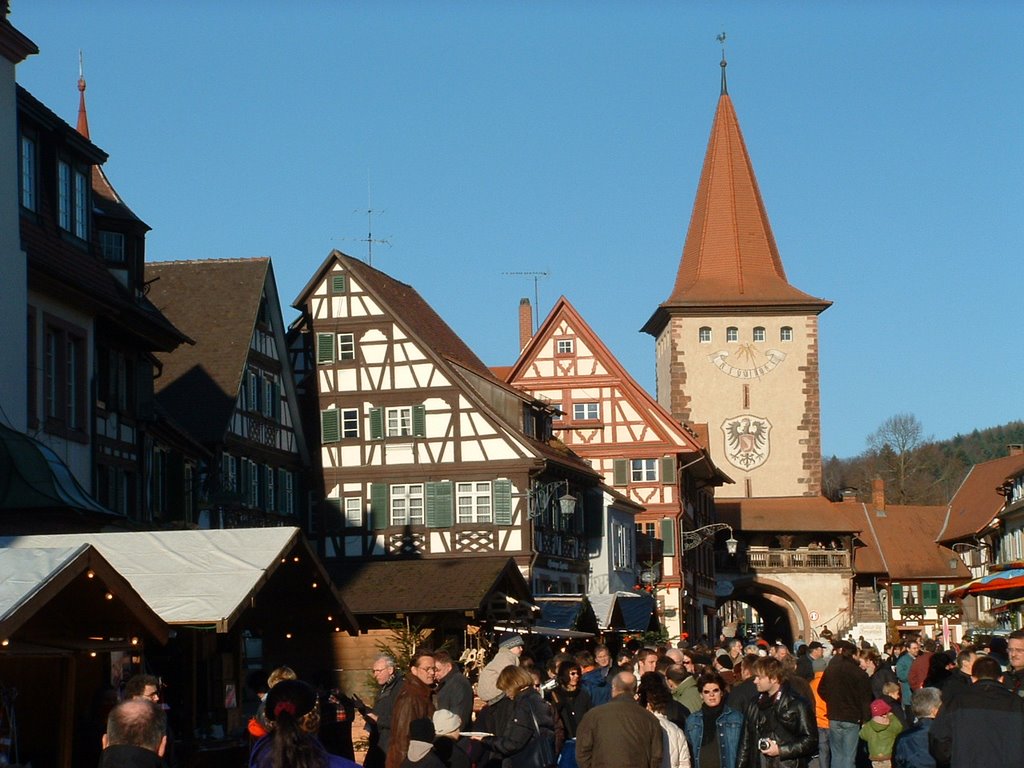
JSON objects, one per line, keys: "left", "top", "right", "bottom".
{"left": 76, "top": 50, "right": 89, "bottom": 139}
{"left": 659, "top": 68, "right": 829, "bottom": 313}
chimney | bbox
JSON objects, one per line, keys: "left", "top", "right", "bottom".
{"left": 518, "top": 298, "right": 532, "bottom": 351}
{"left": 1009, "top": 444, "right": 1023, "bottom": 457}
{"left": 872, "top": 477, "right": 886, "bottom": 515}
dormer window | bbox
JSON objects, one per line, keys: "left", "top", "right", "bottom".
{"left": 58, "top": 159, "right": 89, "bottom": 240}
{"left": 100, "top": 231, "right": 125, "bottom": 262}
{"left": 19, "top": 135, "right": 36, "bottom": 211}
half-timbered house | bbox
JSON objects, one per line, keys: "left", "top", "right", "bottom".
{"left": 290, "top": 251, "right": 605, "bottom": 607}
{"left": 146, "top": 258, "right": 309, "bottom": 527}
{"left": 506, "top": 296, "right": 729, "bottom": 640}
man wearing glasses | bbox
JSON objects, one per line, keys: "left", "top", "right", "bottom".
{"left": 386, "top": 651, "right": 437, "bottom": 768}
{"left": 363, "top": 655, "right": 401, "bottom": 768}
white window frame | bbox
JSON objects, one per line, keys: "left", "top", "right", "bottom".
{"left": 780, "top": 326, "right": 793, "bottom": 342}
{"left": 390, "top": 483, "right": 425, "bottom": 526}
{"left": 556, "top": 339, "right": 574, "bottom": 354}
{"left": 344, "top": 497, "right": 362, "bottom": 527}
{"left": 573, "top": 402, "right": 599, "bottom": 421}
{"left": 338, "top": 333, "right": 356, "bottom": 361}
{"left": 58, "top": 160, "right": 71, "bottom": 231}
{"left": 386, "top": 406, "right": 413, "bottom": 437}
{"left": 726, "top": 327, "right": 738, "bottom": 342}
{"left": 753, "top": 326, "right": 766, "bottom": 342}
{"left": 631, "top": 458, "right": 658, "bottom": 482}
{"left": 341, "top": 408, "right": 360, "bottom": 438}
{"left": 699, "top": 327, "right": 712, "bottom": 343}
{"left": 20, "top": 135, "right": 35, "bottom": 210}
{"left": 457, "top": 481, "right": 493, "bottom": 524}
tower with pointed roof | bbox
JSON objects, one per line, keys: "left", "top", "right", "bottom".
{"left": 643, "top": 61, "right": 830, "bottom": 500}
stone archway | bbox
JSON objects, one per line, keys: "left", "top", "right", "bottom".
{"left": 716, "top": 575, "right": 811, "bottom": 645}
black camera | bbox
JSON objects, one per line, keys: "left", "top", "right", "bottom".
{"left": 758, "top": 738, "right": 772, "bottom": 752}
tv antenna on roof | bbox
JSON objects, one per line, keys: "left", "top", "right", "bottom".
{"left": 341, "top": 175, "right": 391, "bottom": 266}
{"left": 502, "top": 271, "right": 549, "bottom": 331}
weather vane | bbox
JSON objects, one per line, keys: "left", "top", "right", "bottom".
{"left": 716, "top": 32, "right": 728, "bottom": 95}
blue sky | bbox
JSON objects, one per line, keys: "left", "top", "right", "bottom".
{"left": 14, "top": 1, "right": 1023, "bottom": 459}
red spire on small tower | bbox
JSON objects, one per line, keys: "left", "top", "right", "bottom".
{"left": 76, "top": 50, "right": 90, "bottom": 139}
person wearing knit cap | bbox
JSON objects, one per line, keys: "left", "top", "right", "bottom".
{"left": 430, "top": 710, "right": 472, "bottom": 768}
{"left": 248, "top": 679, "right": 359, "bottom": 768}
{"left": 477, "top": 634, "right": 524, "bottom": 704}
{"left": 858, "top": 698, "right": 902, "bottom": 767}
{"left": 401, "top": 718, "right": 443, "bottom": 768}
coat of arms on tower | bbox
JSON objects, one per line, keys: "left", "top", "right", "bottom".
{"left": 722, "top": 415, "right": 771, "bottom": 470}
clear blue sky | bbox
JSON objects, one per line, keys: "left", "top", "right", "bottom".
{"left": 14, "top": 1, "right": 1023, "bottom": 460}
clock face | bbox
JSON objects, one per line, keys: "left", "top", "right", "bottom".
{"left": 708, "top": 344, "right": 786, "bottom": 379}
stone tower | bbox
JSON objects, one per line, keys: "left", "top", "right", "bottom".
{"left": 643, "top": 67, "right": 831, "bottom": 499}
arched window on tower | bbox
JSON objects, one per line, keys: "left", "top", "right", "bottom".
{"left": 726, "top": 326, "right": 738, "bottom": 342}
{"left": 753, "top": 326, "right": 766, "bottom": 342}
{"left": 699, "top": 327, "right": 712, "bottom": 343}
{"left": 780, "top": 326, "right": 793, "bottom": 342}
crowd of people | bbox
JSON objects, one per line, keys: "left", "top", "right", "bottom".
{"left": 92, "top": 628, "right": 1024, "bottom": 768}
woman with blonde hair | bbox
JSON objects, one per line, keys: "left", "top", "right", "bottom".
{"left": 477, "top": 666, "right": 556, "bottom": 768}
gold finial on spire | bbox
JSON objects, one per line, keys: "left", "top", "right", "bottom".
{"left": 76, "top": 49, "right": 90, "bottom": 139}
{"left": 716, "top": 32, "right": 728, "bottom": 96}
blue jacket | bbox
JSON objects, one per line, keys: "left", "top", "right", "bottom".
{"left": 893, "top": 717, "right": 934, "bottom": 768}
{"left": 685, "top": 706, "right": 744, "bottom": 768}
{"left": 580, "top": 668, "right": 611, "bottom": 707}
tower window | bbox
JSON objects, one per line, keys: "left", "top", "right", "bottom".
{"left": 726, "top": 327, "right": 738, "bottom": 342}
{"left": 780, "top": 326, "right": 793, "bottom": 342}
{"left": 698, "top": 327, "right": 712, "bottom": 343}
{"left": 753, "top": 327, "right": 766, "bottom": 342}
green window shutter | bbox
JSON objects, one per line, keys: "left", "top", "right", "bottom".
{"left": 277, "top": 468, "right": 287, "bottom": 513}
{"left": 369, "top": 483, "right": 388, "bottom": 530}
{"left": 923, "top": 583, "right": 940, "bottom": 606}
{"left": 494, "top": 479, "right": 513, "bottom": 525}
{"left": 891, "top": 583, "right": 903, "bottom": 607}
{"left": 426, "top": 481, "right": 453, "bottom": 528}
{"left": 613, "top": 459, "right": 628, "bottom": 486}
{"left": 332, "top": 274, "right": 347, "bottom": 293}
{"left": 240, "top": 460, "right": 251, "bottom": 499}
{"left": 660, "top": 517, "right": 676, "bottom": 557}
{"left": 369, "top": 408, "right": 383, "bottom": 439}
{"left": 321, "top": 409, "right": 340, "bottom": 443}
{"left": 316, "top": 333, "right": 335, "bottom": 364}
{"left": 412, "top": 404, "right": 427, "bottom": 437}
{"left": 661, "top": 456, "right": 676, "bottom": 485}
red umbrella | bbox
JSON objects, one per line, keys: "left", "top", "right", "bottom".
{"left": 947, "top": 562, "right": 1024, "bottom": 601}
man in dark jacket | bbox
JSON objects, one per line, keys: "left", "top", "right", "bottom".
{"left": 938, "top": 649, "right": 975, "bottom": 705}
{"left": 737, "top": 656, "right": 818, "bottom": 768}
{"left": 364, "top": 655, "right": 403, "bottom": 768}
{"left": 433, "top": 650, "right": 473, "bottom": 729}
{"left": 817, "top": 640, "right": 871, "bottom": 768}
{"left": 929, "top": 655, "right": 1024, "bottom": 767}
{"left": 576, "top": 671, "right": 663, "bottom": 768}
{"left": 893, "top": 687, "right": 940, "bottom": 768}
{"left": 100, "top": 699, "right": 166, "bottom": 768}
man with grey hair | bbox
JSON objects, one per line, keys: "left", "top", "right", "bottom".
{"left": 363, "top": 654, "right": 402, "bottom": 768}
{"left": 576, "top": 671, "right": 663, "bottom": 768}
{"left": 100, "top": 698, "right": 166, "bottom": 767}
{"left": 893, "top": 687, "right": 940, "bottom": 768}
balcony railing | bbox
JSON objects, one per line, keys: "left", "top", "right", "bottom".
{"left": 716, "top": 546, "right": 851, "bottom": 573}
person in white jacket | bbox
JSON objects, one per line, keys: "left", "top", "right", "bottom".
{"left": 639, "top": 673, "right": 692, "bottom": 768}
{"left": 476, "top": 633, "right": 524, "bottom": 704}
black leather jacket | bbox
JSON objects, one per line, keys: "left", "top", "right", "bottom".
{"left": 737, "top": 684, "right": 818, "bottom": 768}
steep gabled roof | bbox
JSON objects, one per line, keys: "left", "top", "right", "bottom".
{"left": 296, "top": 251, "right": 493, "bottom": 379}
{"left": 644, "top": 88, "right": 829, "bottom": 334}
{"left": 851, "top": 502, "right": 970, "bottom": 580}
{"left": 937, "top": 454, "right": 1024, "bottom": 544}
{"left": 508, "top": 295, "right": 728, "bottom": 482}
{"left": 92, "top": 166, "right": 149, "bottom": 228}
{"left": 146, "top": 258, "right": 271, "bottom": 444}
